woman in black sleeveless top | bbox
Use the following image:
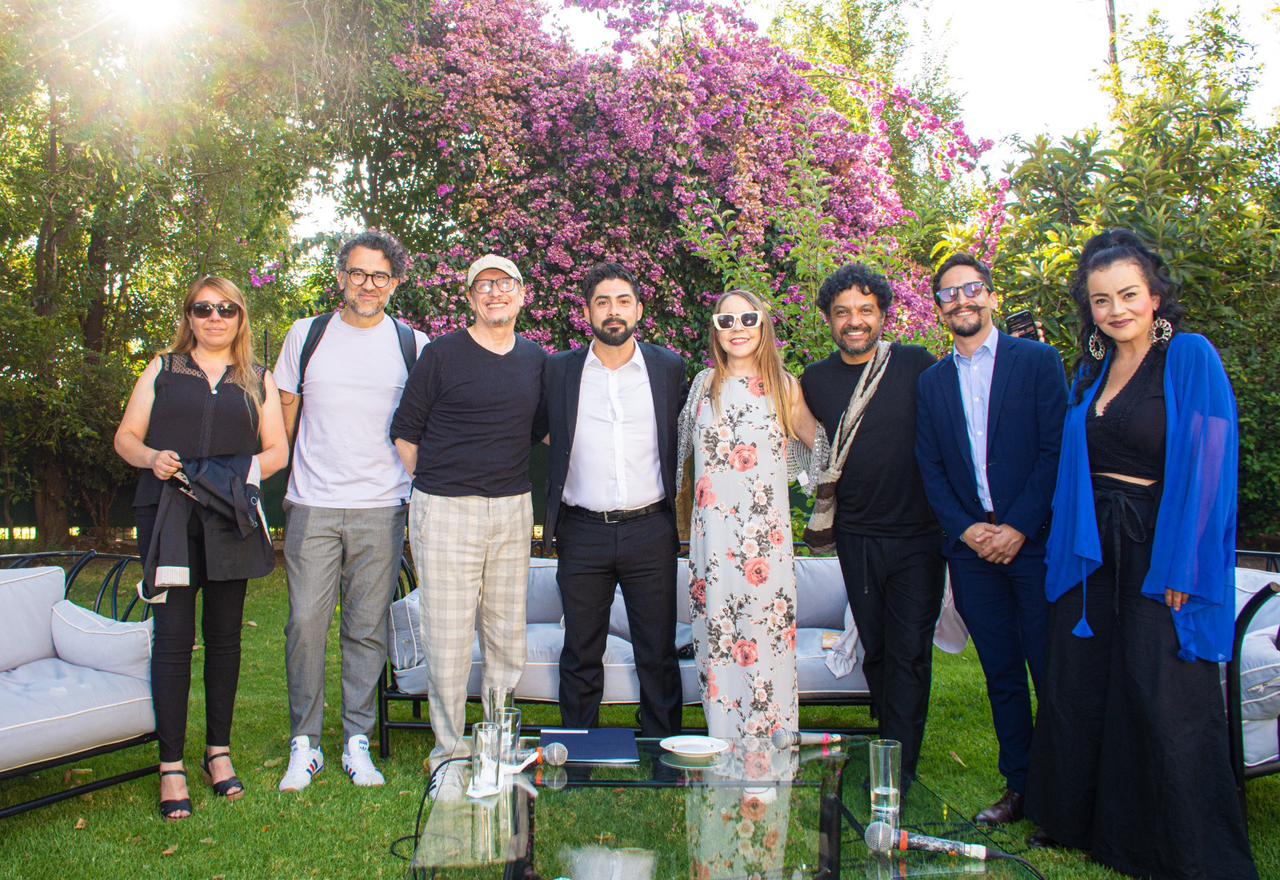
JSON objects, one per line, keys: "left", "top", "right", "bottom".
{"left": 114, "top": 277, "right": 287, "bottom": 821}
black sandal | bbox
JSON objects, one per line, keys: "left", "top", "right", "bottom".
{"left": 202, "top": 751, "right": 245, "bottom": 801}
{"left": 159, "top": 769, "right": 193, "bottom": 821}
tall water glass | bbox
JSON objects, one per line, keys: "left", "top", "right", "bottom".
{"left": 470, "top": 721, "right": 502, "bottom": 797}
{"left": 485, "top": 686, "right": 513, "bottom": 722}
{"left": 869, "top": 738, "right": 902, "bottom": 831}
{"left": 495, "top": 707, "right": 522, "bottom": 765}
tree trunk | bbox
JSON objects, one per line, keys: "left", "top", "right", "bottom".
{"left": 1105, "top": 0, "right": 1119, "bottom": 70}
{"left": 33, "top": 454, "right": 69, "bottom": 550}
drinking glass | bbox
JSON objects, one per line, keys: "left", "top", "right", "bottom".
{"left": 495, "top": 707, "right": 522, "bottom": 765}
{"left": 470, "top": 721, "right": 501, "bottom": 797}
{"left": 868, "top": 738, "right": 902, "bottom": 831}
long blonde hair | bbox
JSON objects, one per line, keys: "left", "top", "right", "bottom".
{"left": 708, "top": 289, "right": 797, "bottom": 439}
{"left": 164, "top": 276, "right": 263, "bottom": 412}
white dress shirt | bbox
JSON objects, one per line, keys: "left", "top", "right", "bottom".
{"left": 953, "top": 324, "right": 999, "bottom": 512}
{"left": 562, "top": 341, "right": 665, "bottom": 512}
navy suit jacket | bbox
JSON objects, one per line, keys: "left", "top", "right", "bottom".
{"left": 915, "top": 331, "right": 1067, "bottom": 559}
{"left": 542, "top": 342, "right": 688, "bottom": 548}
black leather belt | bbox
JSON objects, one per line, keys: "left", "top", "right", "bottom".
{"left": 565, "top": 501, "right": 666, "bottom": 524}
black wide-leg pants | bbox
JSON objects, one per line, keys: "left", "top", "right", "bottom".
{"left": 1026, "top": 476, "right": 1257, "bottom": 880}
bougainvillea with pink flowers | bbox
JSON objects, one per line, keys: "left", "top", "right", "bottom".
{"left": 385, "top": 0, "right": 994, "bottom": 364}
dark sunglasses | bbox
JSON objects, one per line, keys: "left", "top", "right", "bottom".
{"left": 712, "top": 310, "right": 762, "bottom": 331}
{"left": 934, "top": 280, "right": 987, "bottom": 305}
{"left": 188, "top": 301, "right": 241, "bottom": 319}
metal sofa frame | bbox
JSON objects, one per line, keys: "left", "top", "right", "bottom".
{"left": 0, "top": 550, "right": 157, "bottom": 819}
{"left": 1229, "top": 549, "right": 1280, "bottom": 814}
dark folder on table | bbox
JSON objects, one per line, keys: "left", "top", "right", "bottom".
{"left": 539, "top": 728, "right": 639, "bottom": 764}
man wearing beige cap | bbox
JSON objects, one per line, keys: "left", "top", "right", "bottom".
{"left": 391, "top": 254, "right": 547, "bottom": 771}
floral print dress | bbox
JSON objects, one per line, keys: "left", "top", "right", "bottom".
{"left": 687, "top": 373, "right": 798, "bottom": 741}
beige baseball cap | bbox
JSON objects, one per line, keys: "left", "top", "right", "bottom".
{"left": 465, "top": 254, "right": 523, "bottom": 288}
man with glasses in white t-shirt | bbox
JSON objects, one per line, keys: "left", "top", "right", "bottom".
{"left": 272, "top": 230, "right": 428, "bottom": 791}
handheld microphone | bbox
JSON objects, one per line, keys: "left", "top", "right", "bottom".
{"left": 771, "top": 729, "right": 847, "bottom": 749}
{"left": 534, "top": 765, "right": 568, "bottom": 790}
{"left": 531, "top": 742, "right": 568, "bottom": 766}
{"left": 864, "top": 822, "right": 991, "bottom": 860}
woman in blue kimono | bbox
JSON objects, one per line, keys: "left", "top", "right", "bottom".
{"left": 1025, "top": 230, "right": 1257, "bottom": 879}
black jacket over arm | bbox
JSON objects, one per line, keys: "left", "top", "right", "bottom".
{"left": 542, "top": 342, "right": 688, "bottom": 547}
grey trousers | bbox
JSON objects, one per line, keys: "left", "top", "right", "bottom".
{"left": 283, "top": 501, "right": 407, "bottom": 744}
{"left": 409, "top": 490, "right": 532, "bottom": 769}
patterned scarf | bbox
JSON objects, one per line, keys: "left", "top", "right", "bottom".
{"left": 803, "top": 341, "right": 893, "bottom": 554}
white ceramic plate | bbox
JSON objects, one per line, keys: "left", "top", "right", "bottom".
{"left": 659, "top": 735, "right": 730, "bottom": 760}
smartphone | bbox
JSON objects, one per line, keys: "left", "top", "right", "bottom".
{"left": 1005, "top": 309, "right": 1038, "bottom": 340}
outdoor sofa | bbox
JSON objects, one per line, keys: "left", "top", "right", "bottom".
{"left": 0, "top": 553, "right": 156, "bottom": 819}
{"left": 1228, "top": 553, "right": 1280, "bottom": 808}
{"left": 378, "top": 551, "right": 971, "bottom": 756}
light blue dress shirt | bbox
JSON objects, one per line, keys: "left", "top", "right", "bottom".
{"left": 953, "top": 325, "right": 999, "bottom": 512}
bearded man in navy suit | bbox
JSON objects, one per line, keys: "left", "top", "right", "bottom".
{"left": 915, "top": 253, "right": 1067, "bottom": 826}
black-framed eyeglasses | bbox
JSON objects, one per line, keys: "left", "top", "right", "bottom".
{"left": 472, "top": 278, "right": 519, "bottom": 295}
{"left": 712, "top": 310, "right": 762, "bottom": 331}
{"left": 934, "top": 280, "right": 988, "bottom": 305}
{"left": 188, "top": 302, "right": 241, "bottom": 319}
{"left": 344, "top": 268, "right": 395, "bottom": 289}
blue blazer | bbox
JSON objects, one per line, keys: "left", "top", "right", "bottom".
{"left": 915, "top": 331, "right": 1068, "bottom": 559}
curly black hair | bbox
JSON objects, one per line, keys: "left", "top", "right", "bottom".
{"left": 334, "top": 229, "right": 410, "bottom": 279}
{"left": 1068, "top": 228, "right": 1187, "bottom": 402}
{"left": 816, "top": 263, "right": 894, "bottom": 315}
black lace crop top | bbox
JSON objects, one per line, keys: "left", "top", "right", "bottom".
{"left": 1086, "top": 346, "right": 1166, "bottom": 481}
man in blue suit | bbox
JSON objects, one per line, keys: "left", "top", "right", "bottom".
{"left": 915, "top": 253, "right": 1067, "bottom": 825}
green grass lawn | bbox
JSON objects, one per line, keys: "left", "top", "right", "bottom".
{"left": 2, "top": 566, "right": 1276, "bottom": 879}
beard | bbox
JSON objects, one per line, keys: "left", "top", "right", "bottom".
{"left": 344, "top": 288, "right": 385, "bottom": 318}
{"left": 591, "top": 319, "right": 636, "bottom": 347}
{"left": 833, "top": 325, "right": 878, "bottom": 359}
{"left": 481, "top": 313, "right": 514, "bottom": 327}
{"left": 946, "top": 307, "right": 985, "bottom": 338}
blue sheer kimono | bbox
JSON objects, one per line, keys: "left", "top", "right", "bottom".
{"left": 1044, "top": 333, "right": 1239, "bottom": 662}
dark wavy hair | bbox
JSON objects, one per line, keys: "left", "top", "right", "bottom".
{"left": 1068, "top": 229, "right": 1187, "bottom": 402}
{"left": 816, "top": 263, "right": 894, "bottom": 315}
{"left": 335, "top": 229, "right": 410, "bottom": 279}
{"left": 580, "top": 262, "right": 637, "bottom": 300}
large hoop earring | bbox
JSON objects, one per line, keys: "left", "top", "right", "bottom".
{"left": 1150, "top": 316, "right": 1173, "bottom": 346}
{"left": 1088, "top": 328, "right": 1107, "bottom": 361}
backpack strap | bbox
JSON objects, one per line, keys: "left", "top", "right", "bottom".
{"left": 393, "top": 318, "right": 417, "bottom": 375}
{"left": 297, "top": 311, "right": 337, "bottom": 390}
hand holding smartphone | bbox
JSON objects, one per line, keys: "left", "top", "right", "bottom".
{"left": 1005, "top": 309, "right": 1038, "bottom": 340}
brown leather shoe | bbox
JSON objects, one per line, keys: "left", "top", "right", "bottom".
{"left": 1026, "top": 829, "right": 1062, "bottom": 849}
{"left": 974, "top": 788, "right": 1024, "bottom": 825}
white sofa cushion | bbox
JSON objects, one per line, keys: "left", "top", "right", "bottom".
{"left": 0, "top": 657, "right": 155, "bottom": 773}
{"left": 0, "top": 567, "right": 64, "bottom": 671}
{"left": 1241, "top": 627, "right": 1280, "bottom": 721}
{"left": 50, "top": 600, "right": 153, "bottom": 681}
{"left": 1244, "top": 717, "right": 1279, "bottom": 768}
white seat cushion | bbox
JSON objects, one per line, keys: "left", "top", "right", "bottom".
{"left": 0, "top": 567, "right": 64, "bottom": 671}
{"left": 1244, "top": 717, "right": 1279, "bottom": 768}
{"left": 1241, "top": 627, "right": 1280, "bottom": 721}
{"left": 0, "top": 658, "right": 154, "bottom": 773}
{"left": 51, "top": 600, "right": 152, "bottom": 681}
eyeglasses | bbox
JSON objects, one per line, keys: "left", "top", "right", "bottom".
{"left": 188, "top": 302, "right": 241, "bottom": 320}
{"left": 344, "top": 268, "right": 395, "bottom": 289}
{"left": 712, "top": 311, "right": 762, "bottom": 331}
{"left": 472, "top": 278, "right": 519, "bottom": 295}
{"left": 934, "top": 280, "right": 988, "bottom": 305}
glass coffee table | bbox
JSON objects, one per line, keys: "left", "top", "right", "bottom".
{"left": 410, "top": 736, "right": 1040, "bottom": 878}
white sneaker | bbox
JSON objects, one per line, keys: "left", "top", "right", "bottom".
{"left": 342, "top": 734, "right": 385, "bottom": 787}
{"left": 278, "top": 735, "right": 324, "bottom": 792}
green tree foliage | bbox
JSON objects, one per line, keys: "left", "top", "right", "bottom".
{"left": 980, "top": 5, "right": 1280, "bottom": 538}
{"left": 0, "top": 1, "right": 328, "bottom": 545}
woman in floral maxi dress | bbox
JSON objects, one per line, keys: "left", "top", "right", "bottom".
{"left": 678, "top": 289, "right": 823, "bottom": 742}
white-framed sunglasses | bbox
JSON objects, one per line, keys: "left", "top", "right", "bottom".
{"left": 712, "top": 310, "right": 762, "bottom": 331}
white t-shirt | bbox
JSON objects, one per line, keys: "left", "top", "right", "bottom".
{"left": 274, "top": 313, "right": 428, "bottom": 508}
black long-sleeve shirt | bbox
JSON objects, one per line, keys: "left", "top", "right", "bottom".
{"left": 390, "top": 329, "right": 547, "bottom": 497}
